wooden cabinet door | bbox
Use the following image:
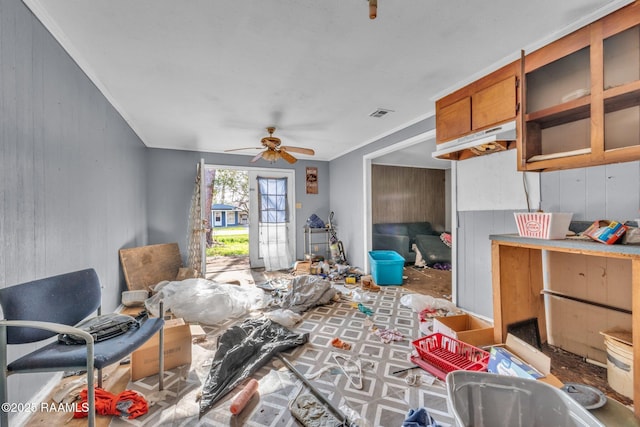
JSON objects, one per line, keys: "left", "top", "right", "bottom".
{"left": 436, "top": 97, "right": 471, "bottom": 143}
{"left": 472, "top": 75, "right": 517, "bottom": 130}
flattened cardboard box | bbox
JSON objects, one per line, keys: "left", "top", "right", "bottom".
{"left": 432, "top": 314, "right": 494, "bottom": 347}
{"left": 488, "top": 333, "right": 563, "bottom": 388}
{"left": 131, "top": 318, "right": 192, "bottom": 381}
{"left": 583, "top": 220, "right": 627, "bottom": 244}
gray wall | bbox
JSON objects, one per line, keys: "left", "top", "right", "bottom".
{"left": 1, "top": 0, "right": 149, "bottom": 414}
{"left": 457, "top": 161, "right": 640, "bottom": 318}
{"left": 146, "top": 148, "right": 330, "bottom": 262}
{"left": 329, "top": 117, "right": 436, "bottom": 269}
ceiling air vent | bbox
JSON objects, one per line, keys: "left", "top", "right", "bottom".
{"left": 369, "top": 108, "right": 394, "bottom": 118}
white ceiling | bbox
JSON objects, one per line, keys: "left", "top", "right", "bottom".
{"left": 24, "top": 0, "right": 631, "bottom": 164}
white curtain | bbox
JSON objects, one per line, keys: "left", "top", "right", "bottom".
{"left": 257, "top": 176, "right": 293, "bottom": 271}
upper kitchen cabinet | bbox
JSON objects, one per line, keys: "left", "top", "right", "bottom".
{"left": 520, "top": 1, "right": 640, "bottom": 171}
{"left": 434, "top": 60, "right": 520, "bottom": 160}
{"left": 436, "top": 97, "right": 471, "bottom": 143}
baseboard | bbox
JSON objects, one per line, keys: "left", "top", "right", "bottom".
{"left": 13, "top": 372, "right": 63, "bottom": 427}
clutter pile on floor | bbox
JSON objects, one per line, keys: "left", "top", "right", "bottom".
{"left": 51, "top": 261, "right": 614, "bottom": 427}
{"left": 100, "top": 271, "right": 461, "bottom": 425}
{"left": 56, "top": 243, "right": 613, "bottom": 427}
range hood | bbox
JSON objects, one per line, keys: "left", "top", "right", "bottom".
{"left": 432, "top": 120, "right": 516, "bottom": 159}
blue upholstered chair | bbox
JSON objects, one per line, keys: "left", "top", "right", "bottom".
{"left": 0, "top": 268, "right": 165, "bottom": 427}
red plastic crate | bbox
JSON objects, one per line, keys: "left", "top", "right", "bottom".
{"left": 411, "top": 333, "right": 490, "bottom": 379}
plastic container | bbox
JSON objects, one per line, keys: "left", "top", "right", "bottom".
{"left": 121, "top": 290, "right": 149, "bottom": 307}
{"left": 411, "top": 333, "right": 490, "bottom": 380}
{"left": 446, "top": 371, "right": 604, "bottom": 427}
{"left": 603, "top": 335, "right": 633, "bottom": 399}
{"left": 368, "top": 250, "right": 405, "bottom": 285}
{"left": 514, "top": 212, "right": 573, "bottom": 239}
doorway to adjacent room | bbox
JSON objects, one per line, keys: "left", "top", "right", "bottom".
{"left": 202, "top": 164, "right": 295, "bottom": 280}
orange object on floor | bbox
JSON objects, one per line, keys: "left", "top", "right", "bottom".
{"left": 74, "top": 387, "right": 148, "bottom": 419}
{"left": 230, "top": 378, "right": 259, "bottom": 415}
{"left": 361, "top": 276, "right": 380, "bottom": 292}
{"left": 331, "top": 337, "right": 352, "bottom": 350}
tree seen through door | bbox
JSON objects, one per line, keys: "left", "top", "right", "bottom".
{"left": 206, "top": 168, "right": 249, "bottom": 257}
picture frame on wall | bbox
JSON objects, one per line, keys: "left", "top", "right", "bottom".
{"left": 306, "top": 167, "right": 318, "bottom": 194}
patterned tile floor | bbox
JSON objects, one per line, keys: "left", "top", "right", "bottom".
{"left": 111, "top": 284, "right": 455, "bottom": 426}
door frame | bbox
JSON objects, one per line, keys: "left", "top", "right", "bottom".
{"left": 248, "top": 168, "right": 296, "bottom": 269}
{"left": 361, "top": 129, "right": 457, "bottom": 304}
{"left": 203, "top": 163, "right": 296, "bottom": 270}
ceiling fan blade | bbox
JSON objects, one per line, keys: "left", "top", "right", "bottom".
{"left": 279, "top": 149, "right": 297, "bottom": 164}
{"left": 224, "top": 147, "right": 261, "bottom": 152}
{"left": 281, "top": 146, "right": 315, "bottom": 156}
{"left": 250, "top": 151, "right": 264, "bottom": 163}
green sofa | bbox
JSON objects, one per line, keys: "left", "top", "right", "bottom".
{"left": 372, "top": 222, "right": 451, "bottom": 265}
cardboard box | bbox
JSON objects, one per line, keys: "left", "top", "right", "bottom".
{"left": 489, "top": 347, "right": 545, "bottom": 380}
{"left": 583, "top": 220, "right": 627, "bottom": 244}
{"left": 190, "top": 323, "right": 207, "bottom": 343}
{"left": 131, "top": 318, "right": 192, "bottom": 381}
{"left": 488, "top": 334, "right": 553, "bottom": 382}
{"left": 432, "top": 314, "right": 494, "bottom": 347}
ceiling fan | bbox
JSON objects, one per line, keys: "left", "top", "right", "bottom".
{"left": 225, "top": 127, "right": 315, "bottom": 164}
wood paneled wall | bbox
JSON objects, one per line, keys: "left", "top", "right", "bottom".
{"left": 371, "top": 165, "right": 446, "bottom": 228}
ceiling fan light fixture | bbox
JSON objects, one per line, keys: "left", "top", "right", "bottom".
{"left": 229, "top": 126, "right": 314, "bottom": 163}
{"left": 262, "top": 150, "right": 278, "bottom": 163}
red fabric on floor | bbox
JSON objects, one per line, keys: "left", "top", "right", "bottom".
{"left": 74, "top": 387, "right": 148, "bottom": 419}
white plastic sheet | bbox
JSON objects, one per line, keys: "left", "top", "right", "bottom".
{"left": 145, "top": 278, "right": 266, "bottom": 325}
{"left": 400, "top": 293, "right": 458, "bottom": 313}
{"left": 264, "top": 309, "right": 303, "bottom": 328}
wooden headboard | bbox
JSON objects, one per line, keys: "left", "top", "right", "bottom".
{"left": 119, "top": 243, "right": 183, "bottom": 291}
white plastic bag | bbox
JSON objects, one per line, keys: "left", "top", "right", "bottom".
{"left": 400, "top": 293, "right": 458, "bottom": 313}
{"left": 145, "top": 278, "right": 266, "bottom": 325}
{"left": 264, "top": 309, "right": 303, "bottom": 328}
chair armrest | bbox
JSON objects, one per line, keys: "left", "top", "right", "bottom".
{"left": 0, "top": 320, "right": 95, "bottom": 344}
{"left": 0, "top": 320, "right": 97, "bottom": 426}
{"left": 0, "top": 319, "right": 95, "bottom": 369}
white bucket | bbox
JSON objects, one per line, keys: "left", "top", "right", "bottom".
{"left": 604, "top": 335, "right": 633, "bottom": 399}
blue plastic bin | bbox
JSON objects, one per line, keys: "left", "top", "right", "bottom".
{"left": 368, "top": 250, "right": 405, "bottom": 285}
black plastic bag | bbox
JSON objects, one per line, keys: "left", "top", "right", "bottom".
{"left": 58, "top": 313, "right": 139, "bottom": 345}
{"left": 199, "top": 317, "right": 308, "bottom": 418}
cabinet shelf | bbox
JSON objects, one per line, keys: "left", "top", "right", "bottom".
{"left": 525, "top": 96, "right": 591, "bottom": 129}
{"left": 604, "top": 80, "right": 640, "bottom": 112}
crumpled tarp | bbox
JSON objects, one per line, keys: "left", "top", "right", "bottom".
{"left": 273, "top": 275, "right": 339, "bottom": 313}
{"left": 199, "top": 317, "right": 308, "bottom": 418}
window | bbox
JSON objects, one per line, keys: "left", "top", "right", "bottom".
{"left": 257, "top": 177, "right": 288, "bottom": 223}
